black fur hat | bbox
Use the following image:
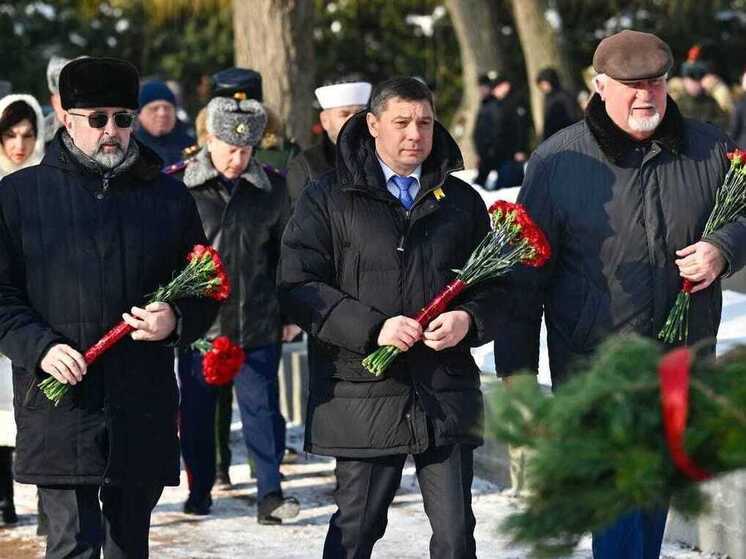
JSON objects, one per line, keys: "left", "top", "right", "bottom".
{"left": 59, "top": 57, "right": 140, "bottom": 110}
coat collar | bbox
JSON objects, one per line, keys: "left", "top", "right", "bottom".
{"left": 183, "top": 146, "right": 272, "bottom": 192}
{"left": 334, "top": 111, "right": 463, "bottom": 200}
{"left": 42, "top": 128, "right": 162, "bottom": 182}
{"left": 585, "top": 93, "right": 683, "bottom": 163}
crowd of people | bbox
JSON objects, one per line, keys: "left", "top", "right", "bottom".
{"left": 0, "top": 27, "right": 744, "bottom": 559}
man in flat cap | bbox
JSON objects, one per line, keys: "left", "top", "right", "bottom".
{"left": 178, "top": 96, "right": 301, "bottom": 523}
{"left": 0, "top": 56, "right": 217, "bottom": 557}
{"left": 286, "top": 80, "right": 372, "bottom": 204}
{"left": 494, "top": 29, "right": 746, "bottom": 559}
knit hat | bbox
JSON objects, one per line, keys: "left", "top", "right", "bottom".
{"left": 59, "top": 57, "right": 139, "bottom": 110}
{"left": 138, "top": 80, "right": 176, "bottom": 109}
{"left": 206, "top": 97, "right": 267, "bottom": 146}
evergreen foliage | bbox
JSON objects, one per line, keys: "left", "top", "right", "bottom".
{"left": 487, "top": 336, "right": 746, "bottom": 557}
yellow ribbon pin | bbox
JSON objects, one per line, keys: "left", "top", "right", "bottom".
{"left": 434, "top": 187, "right": 446, "bottom": 201}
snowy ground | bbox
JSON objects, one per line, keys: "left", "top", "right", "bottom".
{"left": 0, "top": 424, "right": 720, "bottom": 558}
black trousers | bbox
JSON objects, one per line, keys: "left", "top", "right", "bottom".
{"left": 38, "top": 484, "right": 163, "bottom": 559}
{"left": 323, "top": 444, "right": 477, "bottom": 559}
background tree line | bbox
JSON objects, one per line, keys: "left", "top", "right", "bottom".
{"left": 2, "top": 0, "right": 746, "bottom": 164}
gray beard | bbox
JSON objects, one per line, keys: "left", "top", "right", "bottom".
{"left": 92, "top": 148, "right": 125, "bottom": 169}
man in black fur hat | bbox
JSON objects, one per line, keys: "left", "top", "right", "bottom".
{"left": 494, "top": 30, "right": 746, "bottom": 559}
{"left": 0, "top": 56, "right": 216, "bottom": 558}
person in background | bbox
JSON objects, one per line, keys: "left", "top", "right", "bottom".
{"left": 286, "top": 80, "right": 371, "bottom": 204}
{"left": 135, "top": 79, "right": 193, "bottom": 166}
{"left": 44, "top": 56, "right": 72, "bottom": 144}
{"left": 729, "top": 67, "right": 746, "bottom": 148}
{"left": 0, "top": 93, "right": 45, "bottom": 178}
{"left": 179, "top": 96, "right": 301, "bottom": 523}
{"left": 536, "top": 67, "right": 582, "bottom": 141}
{"left": 677, "top": 59, "right": 728, "bottom": 130}
{"left": 473, "top": 73, "right": 529, "bottom": 190}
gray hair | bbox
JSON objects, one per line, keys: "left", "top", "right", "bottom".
{"left": 47, "top": 56, "right": 71, "bottom": 95}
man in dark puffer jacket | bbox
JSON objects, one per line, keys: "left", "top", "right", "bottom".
{"left": 0, "top": 57, "right": 216, "bottom": 558}
{"left": 279, "top": 77, "right": 501, "bottom": 559}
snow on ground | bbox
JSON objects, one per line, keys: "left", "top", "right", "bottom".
{"left": 0, "top": 425, "right": 720, "bottom": 558}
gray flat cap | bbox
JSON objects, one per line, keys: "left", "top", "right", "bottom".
{"left": 593, "top": 30, "right": 673, "bottom": 82}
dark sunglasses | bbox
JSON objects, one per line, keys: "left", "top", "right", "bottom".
{"left": 68, "top": 111, "right": 136, "bottom": 129}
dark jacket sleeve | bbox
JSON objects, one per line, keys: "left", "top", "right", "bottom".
{"left": 286, "top": 155, "right": 310, "bottom": 208}
{"left": 453, "top": 191, "right": 507, "bottom": 347}
{"left": 492, "top": 153, "right": 559, "bottom": 376}
{"left": 0, "top": 181, "right": 67, "bottom": 371}
{"left": 278, "top": 186, "right": 388, "bottom": 354}
{"left": 170, "top": 193, "right": 220, "bottom": 345}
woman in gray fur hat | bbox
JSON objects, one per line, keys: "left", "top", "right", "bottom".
{"left": 177, "top": 97, "right": 301, "bottom": 523}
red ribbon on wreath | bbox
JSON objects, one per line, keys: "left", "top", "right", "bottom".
{"left": 657, "top": 348, "right": 713, "bottom": 481}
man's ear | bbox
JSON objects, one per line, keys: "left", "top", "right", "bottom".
{"left": 62, "top": 111, "right": 71, "bottom": 130}
{"left": 366, "top": 112, "right": 378, "bottom": 138}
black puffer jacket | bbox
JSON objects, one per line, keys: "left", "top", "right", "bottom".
{"left": 182, "top": 147, "right": 290, "bottom": 349}
{"left": 279, "top": 113, "right": 502, "bottom": 458}
{"left": 0, "top": 131, "right": 217, "bottom": 486}
{"left": 286, "top": 133, "right": 336, "bottom": 205}
{"left": 494, "top": 95, "right": 746, "bottom": 384}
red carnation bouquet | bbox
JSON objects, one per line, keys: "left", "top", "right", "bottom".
{"left": 191, "top": 336, "right": 245, "bottom": 385}
{"left": 39, "top": 244, "right": 230, "bottom": 405}
{"left": 659, "top": 149, "right": 746, "bottom": 343}
{"left": 362, "top": 201, "right": 551, "bottom": 376}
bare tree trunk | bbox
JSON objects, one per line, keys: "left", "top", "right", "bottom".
{"left": 510, "top": 0, "right": 574, "bottom": 138}
{"left": 233, "top": 0, "right": 315, "bottom": 148}
{"left": 445, "top": 0, "right": 502, "bottom": 168}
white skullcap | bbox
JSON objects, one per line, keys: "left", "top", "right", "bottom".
{"left": 315, "top": 82, "right": 372, "bottom": 110}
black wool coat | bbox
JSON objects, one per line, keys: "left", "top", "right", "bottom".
{"left": 181, "top": 147, "right": 291, "bottom": 349}
{"left": 279, "top": 113, "right": 502, "bottom": 458}
{"left": 286, "top": 133, "right": 337, "bottom": 205}
{"left": 0, "top": 132, "right": 217, "bottom": 486}
{"left": 494, "top": 96, "right": 746, "bottom": 385}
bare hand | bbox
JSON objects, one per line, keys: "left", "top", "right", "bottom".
{"left": 422, "top": 310, "right": 471, "bottom": 351}
{"left": 675, "top": 241, "right": 726, "bottom": 293}
{"left": 377, "top": 316, "right": 423, "bottom": 352}
{"left": 122, "top": 302, "right": 177, "bottom": 341}
{"left": 40, "top": 344, "right": 87, "bottom": 385}
{"left": 282, "top": 324, "right": 302, "bottom": 342}
{"left": 514, "top": 152, "right": 527, "bottom": 163}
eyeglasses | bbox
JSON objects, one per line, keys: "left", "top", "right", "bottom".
{"left": 67, "top": 111, "right": 137, "bottom": 129}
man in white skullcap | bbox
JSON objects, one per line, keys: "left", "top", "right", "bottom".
{"left": 286, "top": 80, "right": 371, "bottom": 203}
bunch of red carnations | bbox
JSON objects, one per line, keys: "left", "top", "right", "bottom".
{"left": 362, "top": 200, "right": 551, "bottom": 376}
{"left": 659, "top": 149, "right": 746, "bottom": 343}
{"left": 191, "top": 336, "right": 245, "bottom": 385}
{"left": 40, "top": 244, "right": 230, "bottom": 405}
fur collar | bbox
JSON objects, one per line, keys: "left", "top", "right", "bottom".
{"left": 61, "top": 129, "right": 140, "bottom": 178}
{"left": 183, "top": 146, "right": 272, "bottom": 192}
{"left": 585, "top": 93, "right": 683, "bottom": 162}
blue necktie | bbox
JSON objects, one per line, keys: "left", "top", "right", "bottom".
{"left": 391, "top": 175, "right": 416, "bottom": 209}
